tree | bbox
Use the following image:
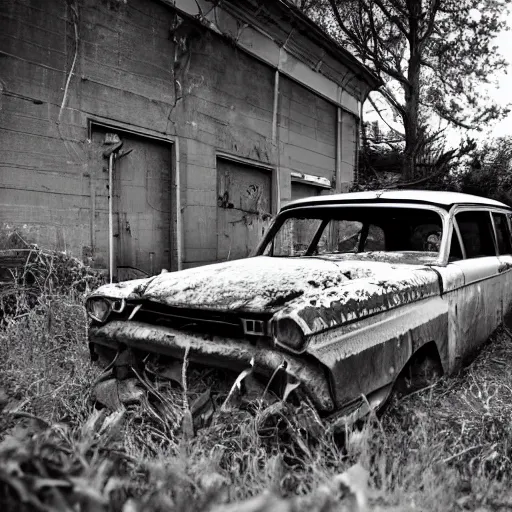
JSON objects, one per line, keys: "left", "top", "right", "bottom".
{"left": 457, "top": 136, "right": 512, "bottom": 205}
{"left": 302, "top": 0, "right": 509, "bottom": 180}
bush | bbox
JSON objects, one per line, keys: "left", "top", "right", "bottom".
{"left": 0, "top": 230, "right": 105, "bottom": 318}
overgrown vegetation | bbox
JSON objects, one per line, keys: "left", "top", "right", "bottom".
{"left": 2, "top": 259, "right": 512, "bottom": 510}
{"left": 353, "top": 132, "right": 512, "bottom": 209}
{"left": 301, "top": 0, "right": 510, "bottom": 180}
{"left": 0, "top": 232, "right": 104, "bottom": 319}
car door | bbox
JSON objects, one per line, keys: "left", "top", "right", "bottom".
{"left": 491, "top": 211, "right": 512, "bottom": 325}
{"left": 435, "top": 207, "right": 503, "bottom": 371}
{"left": 448, "top": 209, "right": 501, "bottom": 361}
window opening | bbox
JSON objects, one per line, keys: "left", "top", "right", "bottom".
{"left": 455, "top": 211, "right": 496, "bottom": 258}
{"left": 492, "top": 213, "right": 512, "bottom": 255}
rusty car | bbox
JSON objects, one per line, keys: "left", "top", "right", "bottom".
{"left": 86, "top": 190, "right": 512, "bottom": 423}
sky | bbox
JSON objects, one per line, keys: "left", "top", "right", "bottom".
{"left": 482, "top": 20, "right": 512, "bottom": 140}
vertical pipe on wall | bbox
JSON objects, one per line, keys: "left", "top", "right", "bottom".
{"left": 355, "top": 100, "right": 364, "bottom": 185}
{"left": 354, "top": 117, "right": 361, "bottom": 185}
{"left": 272, "top": 70, "right": 279, "bottom": 142}
{"left": 89, "top": 178, "right": 95, "bottom": 252}
{"left": 272, "top": 68, "right": 281, "bottom": 211}
{"left": 336, "top": 106, "right": 342, "bottom": 194}
{"left": 175, "top": 138, "right": 183, "bottom": 271}
{"left": 108, "top": 153, "right": 114, "bottom": 283}
{"left": 149, "top": 252, "right": 155, "bottom": 276}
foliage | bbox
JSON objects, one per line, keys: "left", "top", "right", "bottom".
{"left": 354, "top": 126, "right": 477, "bottom": 191}
{"left": 453, "top": 136, "right": 512, "bottom": 206}
{"left": 0, "top": 230, "right": 105, "bottom": 318}
{"left": 302, "top": 0, "right": 510, "bottom": 179}
{"left": 353, "top": 135, "right": 512, "bottom": 212}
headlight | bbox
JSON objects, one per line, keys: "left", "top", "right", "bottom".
{"left": 273, "top": 318, "right": 307, "bottom": 353}
{"left": 85, "top": 298, "right": 125, "bottom": 323}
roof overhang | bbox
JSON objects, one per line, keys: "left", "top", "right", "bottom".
{"left": 276, "top": 0, "right": 381, "bottom": 90}
{"left": 163, "top": 0, "right": 381, "bottom": 117}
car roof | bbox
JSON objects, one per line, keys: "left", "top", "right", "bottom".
{"left": 281, "top": 190, "right": 511, "bottom": 212}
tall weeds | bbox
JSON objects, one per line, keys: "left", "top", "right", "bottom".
{"left": 2, "top": 261, "right": 512, "bottom": 510}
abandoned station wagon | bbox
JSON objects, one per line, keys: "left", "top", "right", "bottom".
{"left": 86, "top": 190, "right": 512, "bottom": 421}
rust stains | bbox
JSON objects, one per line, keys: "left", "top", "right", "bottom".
{"left": 305, "top": 297, "right": 449, "bottom": 408}
{"left": 274, "top": 267, "right": 441, "bottom": 336}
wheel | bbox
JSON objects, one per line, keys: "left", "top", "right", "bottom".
{"left": 393, "top": 351, "right": 443, "bottom": 398}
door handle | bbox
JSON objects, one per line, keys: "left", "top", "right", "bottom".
{"left": 498, "top": 262, "right": 512, "bottom": 273}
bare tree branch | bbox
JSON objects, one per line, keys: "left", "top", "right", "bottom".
{"left": 372, "top": 0, "right": 409, "bottom": 37}
{"left": 309, "top": 0, "right": 509, "bottom": 179}
{"left": 377, "top": 86, "right": 407, "bottom": 118}
{"left": 419, "top": 0, "right": 441, "bottom": 45}
{"left": 367, "top": 94, "right": 405, "bottom": 138}
{"left": 327, "top": 0, "right": 409, "bottom": 85}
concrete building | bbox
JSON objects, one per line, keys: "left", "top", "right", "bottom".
{"left": 0, "top": 0, "right": 379, "bottom": 278}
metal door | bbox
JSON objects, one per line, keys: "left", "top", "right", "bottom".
{"left": 439, "top": 209, "right": 501, "bottom": 367}
{"left": 493, "top": 212, "right": 512, "bottom": 324}
{"left": 291, "top": 181, "right": 322, "bottom": 201}
{"left": 216, "top": 159, "right": 272, "bottom": 261}
{"left": 91, "top": 128, "right": 172, "bottom": 279}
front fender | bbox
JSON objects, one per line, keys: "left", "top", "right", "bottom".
{"left": 306, "top": 296, "right": 449, "bottom": 409}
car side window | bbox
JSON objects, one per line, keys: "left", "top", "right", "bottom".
{"left": 455, "top": 211, "right": 496, "bottom": 258}
{"left": 492, "top": 213, "right": 512, "bottom": 255}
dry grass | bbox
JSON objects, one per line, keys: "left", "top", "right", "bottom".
{"left": 2, "top": 277, "right": 512, "bottom": 510}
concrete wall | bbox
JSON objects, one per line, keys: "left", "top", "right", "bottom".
{"left": 1, "top": 0, "right": 179, "bottom": 264}
{"left": 179, "top": 30, "right": 276, "bottom": 267}
{"left": 278, "top": 75, "right": 337, "bottom": 202}
{"left": 0, "top": 0, "right": 362, "bottom": 272}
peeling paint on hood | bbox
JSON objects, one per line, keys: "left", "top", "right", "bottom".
{"left": 276, "top": 263, "right": 440, "bottom": 335}
{"left": 91, "top": 256, "right": 440, "bottom": 318}
{"left": 90, "top": 277, "right": 158, "bottom": 300}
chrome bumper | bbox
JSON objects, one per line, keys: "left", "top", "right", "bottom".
{"left": 89, "top": 320, "right": 334, "bottom": 412}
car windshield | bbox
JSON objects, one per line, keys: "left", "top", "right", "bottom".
{"left": 260, "top": 206, "right": 444, "bottom": 264}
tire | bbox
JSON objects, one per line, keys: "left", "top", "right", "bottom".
{"left": 393, "top": 350, "right": 443, "bottom": 398}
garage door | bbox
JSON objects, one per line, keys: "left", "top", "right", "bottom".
{"left": 91, "top": 127, "right": 172, "bottom": 279}
{"left": 291, "top": 181, "right": 323, "bottom": 201}
{"left": 216, "top": 159, "right": 272, "bottom": 261}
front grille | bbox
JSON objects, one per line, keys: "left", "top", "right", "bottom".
{"left": 129, "top": 302, "right": 269, "bottom": 339}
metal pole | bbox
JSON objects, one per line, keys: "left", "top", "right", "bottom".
{"left": 149, "top": 252, "right": 155, "bottom": 276}
{"left": 336, "top": 106, "right": 342, "bottom": 193}
{"left": 175, "top": 138, "right": 182, "bottom": 271}
{"left": 108, "top": 153, "right": 114, "bottom": 283}
{"left": 272, "top": 68, "right": 281, "bottom": 212}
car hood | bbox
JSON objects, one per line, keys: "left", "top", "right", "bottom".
{"left": 92, "top": 256, "right": 440, "bottom": 324}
